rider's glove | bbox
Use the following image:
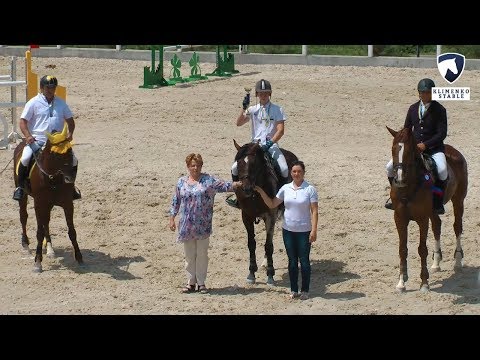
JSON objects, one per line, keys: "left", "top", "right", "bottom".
{"left": 261, "top": 140, "right": 274, "bottom": 152}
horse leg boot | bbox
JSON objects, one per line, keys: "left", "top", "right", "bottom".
{"left": 433, "top": 179, "right": 447, "bottom": 215}
{"left": 384, "top": 177, "right": 394, "bottom": 210}
{"left": 13, "top": 163, "right": 28, "bottom": 201}
{"left": 71, "top": 165, "right": 82, "bottom": 200}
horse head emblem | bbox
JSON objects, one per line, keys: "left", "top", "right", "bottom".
{"left": 437, "top": 53, "right": 465, "bottom": 84}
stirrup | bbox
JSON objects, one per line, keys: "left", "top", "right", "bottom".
{"left": 226, "top": 194, "right": 240, "bottom": 209}
{"left": 434, "top": 205, "right": 445, "bottom": 215}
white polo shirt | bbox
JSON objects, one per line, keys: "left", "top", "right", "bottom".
{"left": 276, "top": 180, "right": 318, "bottom": 232}
{"left": 246, "top": 101, "right": 286, "bottom": 145}
{"left": 21, "top": 94, "right": 73, "bottom": 143}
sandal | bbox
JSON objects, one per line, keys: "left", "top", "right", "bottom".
{"left": 197, "top": 285, "right": 209, "bottom": 294}
{"left": 181, "top": 284, "right": 196, "bottom": 294}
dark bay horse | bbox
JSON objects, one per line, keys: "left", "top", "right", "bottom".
{"left": 13, "top": 124, "right": 83, "bottom": 272}
{"left": 233, "top": 139, "right": 298, "bottom": 285}
{"left": 387, "top": 126, "right": 468, "bottom": 292}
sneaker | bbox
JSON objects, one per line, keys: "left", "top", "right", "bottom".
{"left": 226, "top": 195, "right": 240, "bottom": 209}
{"left": 288, "top": 292, "right": 300, "bottom": 299}
{"left": 299, "top": 292, "right": 309, "bottom": 300}
{"left": 73, "top": 186, "right": 82, "bottom": 200}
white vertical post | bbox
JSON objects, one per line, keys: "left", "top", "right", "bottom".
{"left": 239, "top": 45, "right": 248, "bottom": 54}
{"left": 436, "top": 45, "right": 442, "bottom": 57}
{"left": 116, "top": 45, "right": 122, "bottom": 51}
{"left": 56, "top": 45, "right": 64, "bottom": 49}
{"left": 10, "top": 56, "right": 17, "bottom": 135}
{"left": 301, "top": 45, "right": 308, "bottom": 56}
{"left": 368, "top": 45, "right": 374, "bottom": 57}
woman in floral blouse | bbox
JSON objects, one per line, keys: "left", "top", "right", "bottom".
{"left": 169, "top": 153, "right": 242, "bottom": 294}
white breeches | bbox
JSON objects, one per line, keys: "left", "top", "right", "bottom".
{"left": 386, "top": 152, "right": 447, "bottom": 180}
{"left": 231, "top": 144, "right": 289, "bottom": 178}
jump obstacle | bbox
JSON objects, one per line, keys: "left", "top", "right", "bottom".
{"left": 140, "top": 45, "right": 239, "bottom": 88}
{"left": 0, "top": 50, "right": 67, "bottom": 150}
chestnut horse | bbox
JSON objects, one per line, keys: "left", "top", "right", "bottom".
{"left": 13, "top": 124, "right": 83, "bottom": 272}
{"left": 387, "top": 126, "right": 468, "bottom": 291}
{"left": 233, "top": 140, "right": 297, "bottom": 285}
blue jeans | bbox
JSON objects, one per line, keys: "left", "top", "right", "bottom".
{"left": 282, "top": 228, "right": 311, "bottom": 293}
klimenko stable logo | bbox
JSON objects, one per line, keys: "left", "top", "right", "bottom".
{"left": 433, "top": 53, "right": 470, "bottom": 101}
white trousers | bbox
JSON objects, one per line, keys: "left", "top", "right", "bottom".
{"left": 231, "top": 143, "right": 289, "bottom": 178}
{"left": 386, "top": 152, "right": 447, "bottom": 181}
{"left": 183, "top": 237, "right": 210, "bottom": 286}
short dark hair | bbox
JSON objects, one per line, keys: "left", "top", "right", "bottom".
{"left": 291, "top": 160, "right": 305, "bottom": 172}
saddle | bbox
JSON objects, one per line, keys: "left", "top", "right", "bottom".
{"left": 15, "top": 145, "right": 42, "bottom": 188}
{"left": 420, "top": 153, "right": 439, "bottom": 184}
{"left": 262, "top": 150, "right": 281, "bottom": 185}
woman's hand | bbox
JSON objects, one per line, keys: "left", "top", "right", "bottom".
{"left": 309, "top": 231, "right": 317, "bottom": 243}
{"left": 169, "top": 217, "right": 176, "bottom": 231}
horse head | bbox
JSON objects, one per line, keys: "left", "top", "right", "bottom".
{"left": 387, "top": 126, "right": 419, "bottom": 188}
{"left": 234, "top": 139, "right": 266, "bottom": 196}
{"left": 43, "top": 123, "right": 75, "bottom": 183}
{"left": 439, "top": 58, "right": 458, "bottom": 77}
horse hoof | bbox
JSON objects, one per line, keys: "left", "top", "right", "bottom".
{"left": 266, "top": 277, "right": 275, "bottom": 286}
{"left": 420, "top": 284, "right": 430, "bottom": 292}
{"left": 395, "top": 285, "right": 406, "bottom": 293}
{"left": 33, "top": 265, "right": 42, "bottom": 273}
{"left": 246, "top": 273, "right": 256, "bottom": 284}
{"left": 430, "top": 266, "right": 441, "bottom": 273}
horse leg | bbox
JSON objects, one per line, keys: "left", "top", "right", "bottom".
{"left": 44, "top": 228, "right": 55, "bottom": 258}
{"left": 451, "top": 195, "right": 465, "bottom": 269}
{"left": 430, "top": 214, "right": 442, "bottom": 272}
{"left": 264, "top": 215, "right": 275, "bottom": 286}
{"left": 33, "top": 221, "right": 46, "bottom": 273}
{"left": 394, "top": 213, "right": 408, "bottom": 292}
{"left": 64, "top": 203, "right": 83, "bottom": 265}
{"left": 417, "top": 217, "right": 430, "bottom": 292}
{"left": 243, "top": 215, "right": 257, "bottom": 284}
{"left": 19, "top": 196, "right": 30, "bottom": 254}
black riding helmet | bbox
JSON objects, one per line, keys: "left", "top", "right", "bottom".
{"left": 255, "top": 79, "right": 272, "bottom": 93}
{"left": 417, "top": 78, "right": 435, "bottom": 92}
{"left": 40, "top": 75, "right": 58, "bottom": 88}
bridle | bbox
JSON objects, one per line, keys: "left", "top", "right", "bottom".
{"left": 31, "top": 139, "right": 71, "bottom": 180}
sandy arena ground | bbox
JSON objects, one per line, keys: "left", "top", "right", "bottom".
{"left": 0, "top": 55, "right": 479, "bottom": 315}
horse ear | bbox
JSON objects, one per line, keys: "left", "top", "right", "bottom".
{"left": 233, "top": 139, "right": 241, "bottom": 151}
{"left": 386, "top": 126, "right": 397, "bottom": 137}
{"left": 61, "top": 123, "right": 68, "bottom": 139}
{"left": 45, "top": 131, "right": 54, "bottom": 143}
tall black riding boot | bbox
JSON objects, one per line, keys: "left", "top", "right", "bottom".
{"left": 226, "top": 174, "right": 240, "bottom": 208}
{"left": 13, "top": 163, "right": 28, "bottom": 201}
{"left": 384, "top": 176, "right": 394, "bottom": 210}
{"left": 72, "top": 165, "right": 82, "bottom": 200}
{"left": 433, "top": 179, "right": 447, "bottom": 215}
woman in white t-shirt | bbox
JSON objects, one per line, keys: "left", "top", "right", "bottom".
{"left": 254, "top": 160, "right": 318, "bottom": 300}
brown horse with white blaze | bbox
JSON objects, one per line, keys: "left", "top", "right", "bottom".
{"left": 233, "top": 140, "right": 297, "bottom": 285}
{"left": 13, "top": 124, "right": 83, "bottom": 272}
{"left": 387, "top": 126, "right": 468, "bottom": 292}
